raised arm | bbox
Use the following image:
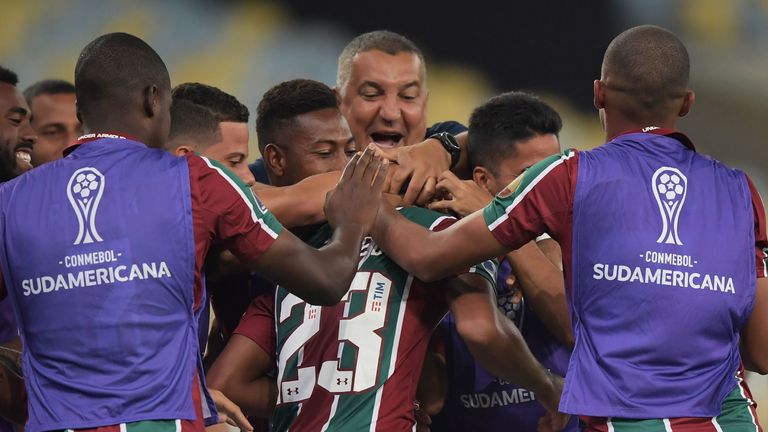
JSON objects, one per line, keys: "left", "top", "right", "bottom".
{"left": 371, "top": 151, "right": 575, "bottom": 283}
{"left": 249, "top": 150, "right": 388, "bottom": 305}
{"left": 253, "top": 171, "right": 341, "bottom": 228}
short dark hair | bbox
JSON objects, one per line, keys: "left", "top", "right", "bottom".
{"left": 168, "top": 99, "right": 221, "bottom": 151}
{"left": 468, "top": 91, "right": 562, "bottom": 176}
{"left": 337, "top": 30, "right": 425, "bottom": 88}
{"left": 23, "top": 79, "right": 76, "bottom": 104}
{"left": 256, "top": 79, "right": 338, "bottom": 153}
{"left": 0, "top": 66, "right": 18, "bottom": 87}
{"left": 172, "top": 82, "right": 248, "bottom": 123}
{"left": 602, "top": 25, "right": 689, "bottom": 111}
{"left": 75, "top": 33, "right": 170, "bottom": 123}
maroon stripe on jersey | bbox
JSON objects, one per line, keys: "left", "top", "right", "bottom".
{"left": 735, "top": 366, "right": 763, "bottom": 432}
{"left": 189, "top": 372, "right": 206, "bottom": 432}
{"left": 373, "top": 279, "right": 449, "bottom": 431}
{"left": 668, "top": 417, "right": 718, "bottom": 432}
{"left": 578, "top": 416, "right": 610, "bottom": 432}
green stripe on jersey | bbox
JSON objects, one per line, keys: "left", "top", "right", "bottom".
{"left": 483, "top": 149, "right": 574, "bottom": 230}
{"left": 127, "top": 420, "right": 179, "bottom": 432}
{"left": 605, "top": 385, "right": 759, "bottom": 432}
{"left": 199, "top": 155, "right": 283, "bottom": 238}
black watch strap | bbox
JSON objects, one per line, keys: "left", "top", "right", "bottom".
{"left": 430, "top": 132, "right": 461, "bottom": 169}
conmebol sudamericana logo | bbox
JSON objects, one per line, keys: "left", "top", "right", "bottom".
{"left": 67, "top": 167, "right": 105, "bottom": 245}
{"left": 651, "top": 166, "right": 687, "bottom": 245}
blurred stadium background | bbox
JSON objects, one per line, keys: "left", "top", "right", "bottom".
{"left": 2, "top": 0, "right": 766, "bottom": 419}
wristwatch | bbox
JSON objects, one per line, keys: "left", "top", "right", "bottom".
{"left": 429, "top": 132, "right": 461, "bottom": 169}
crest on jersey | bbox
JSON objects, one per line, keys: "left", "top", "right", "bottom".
{"left": 498, "top": 174, "right": 525, "bottom": 198}
{"left": 67, "top": 167, "right": 106, "bottom": 245}
{"left": 651, "top": 167, "right": 687, "bottom": 246}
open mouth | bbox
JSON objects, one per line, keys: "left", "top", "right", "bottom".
{"left": 14, "top": 147, "right": 33, "bottom": 171}
{"left": 369, "top": 132, "right": 404, "bottom": 148}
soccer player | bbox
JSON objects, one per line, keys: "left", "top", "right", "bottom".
{"left": 0, "top": 33, "right": 387, "bottom": 432}
{"left": 424, "top": 91, "right": 577, "bottom": 432}
{"left": 0, "top": 65, "right": 35, "bottom": 431}
{"left": 207, "top": 79, "right": 568, "bottom": 432}
{"left": 23, "top": 79, "right": 82, "bottom": 166}
{"left": 372, "top": 25, "right": 768, "bottom": 430}
{"left": 171, "top": 82, "right": 255, "bottom": 185}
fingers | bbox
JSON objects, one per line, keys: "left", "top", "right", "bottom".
{"left": 415, "top": 176, "right": 437, "bottom": 206}
{"left": 210, "top": 388, "right": 253, "bottom": 432}
{"left": 427, "top": 199, "right": 458, "bottom": 213}
{"left": 372, "top": 158, "right": 389, "bottom": 192}
{"left": 373, "top": 144, "right": 399, "bottom": 162}
{"left": 389, "top": 164, "right": 413, "bottom": 198}
{"left": 340, "top": 152, "right": 361, "bottom": 183}
{"left": 435, "top": 171, "right": 463, "bottom": 196}
{"left": 354, "top": 145, "right": 376, "bottom": 181}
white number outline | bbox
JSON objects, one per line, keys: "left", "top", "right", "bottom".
{"left": 276, "top": 271, "right": 393, "bottom": 403}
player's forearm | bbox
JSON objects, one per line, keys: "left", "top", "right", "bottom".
{"left": 254, "top": 171, "right": 340, "bottom": 228}
{"left": 208, "top": 376, "right": 276, "bottom": 419}
{"left": 450, "top": 131, "right": 472, "bottom": 180}
{"left": 506, "top": 242, "right": 573, "bottom": 348}
{"left": 741, "top": 277, "right": 768, "bottom": 374}
{"left": 304, "top": 223, "right": 367, "bottom": 305}
{"left": 371, "top": 201, "right": 448, "bottom": 281}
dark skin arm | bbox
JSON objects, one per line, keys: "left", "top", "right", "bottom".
{"left": 445, "top": 273, "right": 569, "bottom": 431}
{"left": 372, "top": 204, "right": 508, "bottom": 283}
{"left": 207, "top": 334, "right": 277, "bottom": 417}
{"left": 242, "top": 149, "right": 388, "bottom": 306}
{"left": 253, "top": 171, "right": 341, "bottom": 228}
{"left": 506, "top": 239, "right": 574, "bottom": 348}
{"left": 741, "top": 277, "right": 768, "bottom": 374}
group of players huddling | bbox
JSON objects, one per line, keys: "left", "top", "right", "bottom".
{"left": 0, "top": 24, "right": 766, "bottom": 432}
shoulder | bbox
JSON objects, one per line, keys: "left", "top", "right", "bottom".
{"left": 426, "top": 121, "right": 467, "bottom": 137}
{"left": 397, "top": 206, "right": 456, "bottom": 230}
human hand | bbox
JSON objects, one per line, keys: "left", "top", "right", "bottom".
{"left": 427, "top": 171, "right": 493, "bottom": 217}
{"left": 414, "top": 401, "right": 432, "bottom": 432}
{"left": 325, "top": 145, "right": 389, "bottom": 232}
{"left": 536, "top": 372, "right": 570, "bottom": 432}
{"left": 209, "top": 388, "right": 253, "bottom": 431}
{"left": 376, "top": 137, "right": 450, "bottom": 206}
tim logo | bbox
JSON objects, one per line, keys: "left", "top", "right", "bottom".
{"left": 652, "top": 167, "right": 688, "bottom": 245}
{"left": 67, "top": 167, "right": 106, "bottom": 245}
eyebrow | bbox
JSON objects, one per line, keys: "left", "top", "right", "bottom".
{"left": 399, "top": 81, "right": 421, "bottom": 91}
{"left": 8, "top": 107, "right": 28, "bottom": 117}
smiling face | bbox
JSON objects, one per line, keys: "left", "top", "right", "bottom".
{"left": 266, "top": 108, "right": 355, "bottom": 187}
{"left": 0, "top": 82, "right": 34, "bottom": 181}
{"left": 28, "top": 92, "right": 82, "bottom": 166}
{"left": 338, "top": 50, "right": 428, "bottom": 150}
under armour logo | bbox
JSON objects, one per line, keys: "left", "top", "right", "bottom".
{"left": 286, "top": 387, "right": 299, "bottom": 395}
{"left": 652, "top": 167, "right": 688, "bottom": 245}
{"left": 67, "top": 167, "right": 106, "bottom": 245}
{"left": 337, "top": 378, "right": 349, "bottom": 385}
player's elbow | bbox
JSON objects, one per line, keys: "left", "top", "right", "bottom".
{"left": 745, "top": 355, "right": 768, "bottom": 375}
{"left": 455, "top": 317, "right": 500, "bottom": 349}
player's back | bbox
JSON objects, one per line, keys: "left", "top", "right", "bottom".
{"left": 272, "top": 207, "right": 495, "bottom": 432}
{"left": 0, "top": 135, "right": 202, "bottom": 431}
{"left": 564, "top": 130, "right": 756, "bottom": 418}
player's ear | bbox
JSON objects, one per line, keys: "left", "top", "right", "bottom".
{"left": 173, "top": 145, "right": 192, "bottom": 157}
{"left": 143, "top": 84, "right": 159, "bottom": 118}
{"left": 593, "top": 80, "right": 606, "bottom": 110}
{"left": 473, "top": 166, "right": 495, "bottom": 195}
{"left": 678, "top": 90, "right": 695, "bottom": 118}
{"left": 263, "top": 143, "right": 285, "bottom": 178}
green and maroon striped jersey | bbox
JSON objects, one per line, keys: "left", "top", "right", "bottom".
{"left": 270, "top": 207, "right": 496, "bottom": 431}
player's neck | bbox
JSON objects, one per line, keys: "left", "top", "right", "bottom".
{"left": 83, "top": 118, "right": 153, "bottom": 146}
{"left": 604, "top": 115, "right": 679, "bottom": 142}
